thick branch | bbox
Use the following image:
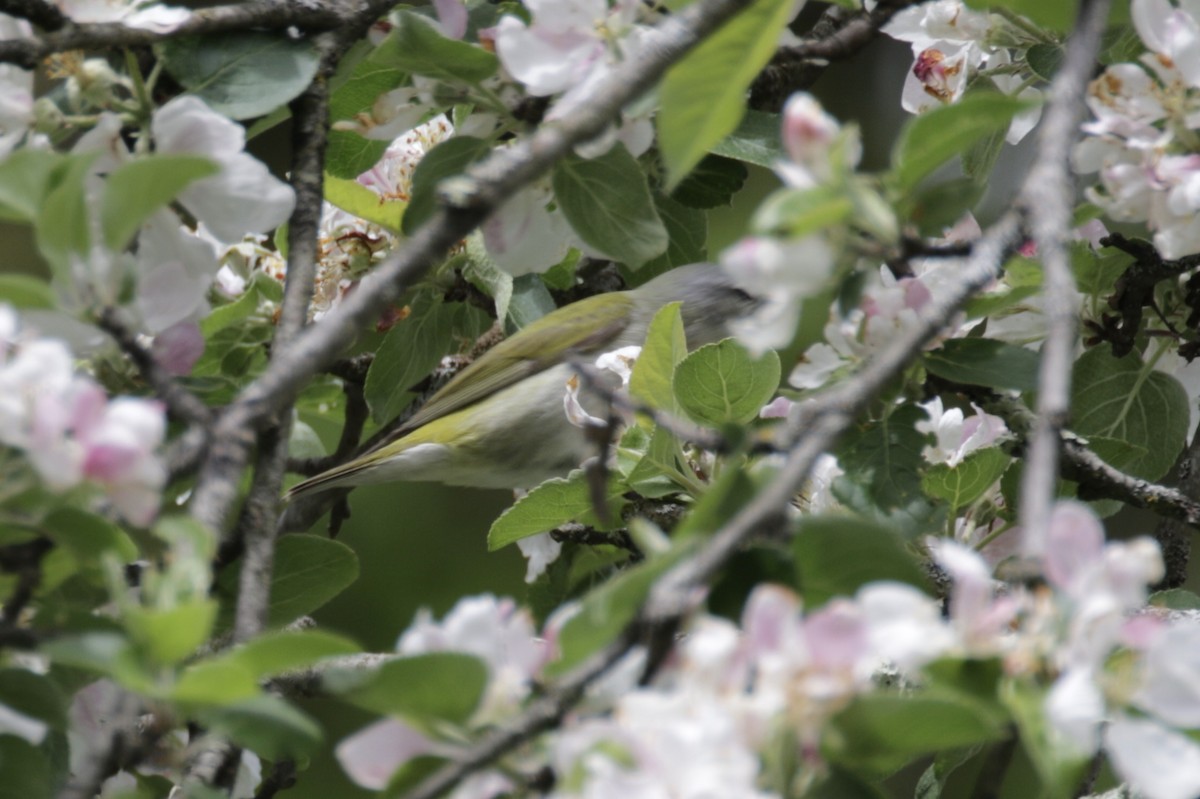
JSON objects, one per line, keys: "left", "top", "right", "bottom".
{"left": 188, "top": 0, "right": 764, "bottom": 536}
{"left": 0, "top": 0, "right": 66, "bottom": 31}
{"left": 1016, "top": 0, "right": 1111, "bottom": 557}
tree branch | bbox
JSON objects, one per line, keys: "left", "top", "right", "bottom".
{"left": 0, "top": 0, "right": 386, "bottom": 68}
{"left": 94, "top": 306, "right": 212, "bottom": 426}
{"left": 0, "top": 0, "right": 66, "bottom": 31}
{"left": 977, "top": 392, "right": 1200, "bottom": 528}
{"left": 1015, "top": 0, "right": 1111, "bottom": 559}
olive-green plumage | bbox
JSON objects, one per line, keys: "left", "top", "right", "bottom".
{"left": 284, "top": 263, "right": 757, "bottom": 498}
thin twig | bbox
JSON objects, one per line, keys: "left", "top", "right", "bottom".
{"left": 1016, "top": 0, "right": 1112, "bottom": 559}
{"left": 978, "top": 393, "right": 1200, "bottom": 528}
{"left": 749, "top": 0, "right": 916, "bottom": 109}
{"left": 95, "top": 306, "right": 212, "bottom": 427}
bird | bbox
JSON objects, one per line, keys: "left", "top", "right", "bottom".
{"left": 284, "top": 263, "right": 759, "bottom": 499}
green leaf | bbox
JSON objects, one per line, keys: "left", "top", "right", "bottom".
{"left": 487, "top": 470, "right": 627, "bottom": 550}
{"left": 217, "top": 535, "right": 360, "bottom": 629}
{"left": 401, "top": 136, "right": 492, "bottom": 235}
{"left": 657, "top": 0, "right": 795, "bottom": 187}
{"left": 1150, "top": 588, "right": 1200, "bottom": 610}
{"left": 924, "top": 338, "right": 1041, "bottom": 392}
{"left": 462, "top": 233, "right": 514, "bottom": 321}
{"left": 1026, "top": 43, "right": 1064, "bottom": 81}
{"left": 553, "top": 145, "right": 668, "bottom": 268}
{"left": 124, "top": 599, "right": 218, "bottom": 665}
{"left": 624, "top": 424, "right": 690, "bottom": 497}
{"left": 753, "top": 184, "right": 854, "bottom": 237}
{"left": 0, "top": 149, "right": 62, "bottom": 220}
{"left": 547, "top": 548, "right": 686, "bottom": 677}
{"left": 325, "top": 174, "right": 405, "bottom": 233}
{"left": 710, "top": 109, "right": 784, "bottom": 168}
{"left": 329, "top": 54, "right": 408, "bottom": 122}
{"left": 908, "top": 177, "right": 985, "bottom": 237}
{"left": 268, "top": 535, "right": 359, "bottom": 626}
{"left": 507, "top": 273, "right": 558, "bottom": 329}
{"left": 161, "top": 31, "right": 320, "bottom": 120}
{"left": 364, "top": 292, "right": 490, "bottom": 423}
{"left": 793, "top": 516, "right": 929, "bottom": 606}
{"left": 216, "top": 630, "right": 360, "bottom": 680}
{"left": 0, "top": 275, "right": 54, "bottom": 309}
{"left": 1001, "top": 679, "right": 1089, "bottom": 797}
{"left": 629, "top": 302, "right": 687, "bottom": 412}
{"left": 674, "top": 339, "right": 780, "bottom": 426}
{"left": 836, "top": 405, "right": 931, "bottom": 510}
{"left": 101, "top": 155, "right": 219, "bottom": 251}
{"left": 43, "top": 507, "right": 138, "bottom": 563}
{"left": 326, "top": 130, "right": 389, "bottom": 180}
{"left": 36, "top": 153, "right": 97, "bottom": 277}
{"left": 172, "top": 660, "right": 260, "bottom": 705}
{"left": 1070, "top": 347, "right": 1189, "bottom": 481}
{"left": 199, "top": 272, "right": 274, "bottom": 337}
{"left": 0, "top": 738, "right": 51, "bottom": 799}
{"left": 892, "top": 93, "right": 1033, "bottom": 190}
{"left": 828, "top": 692, "right": 1008, "bottom": 775}
{"left": 669, "top": 155, "right": 748, "bottom": 209}
{"left": 326, "top": 652, "right": 487, "bottom": 724}
{"left": 963, "top": 0, "right": 1075, "bottom": 31}
{"left": 373, "top": 11, "right": 498, "bottom": 83}
{"left": 922, "top": 448, "right": 1011, "bottom": 510}
{"left": 196, "top": 695, "right": 322, "bottom": 760}
{"left": 0, "top": 670, "right": 67, "bottom": 732}
{"left": 633, "top": 192, "right": 707, "bottom": 284}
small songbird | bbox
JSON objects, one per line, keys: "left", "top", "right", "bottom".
{"left": 284, "top": 263, "right": 759, "bottom": 499}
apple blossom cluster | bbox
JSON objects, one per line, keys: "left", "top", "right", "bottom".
{"left": 720, "top": 94, "right": 846, "bottom": 356}
{"left": 1073, "top": 0, "right": 1200, "bottom": 258}
{"left": 334, "top": 502, "right": 1200, "bottom": 799}
{"left": 0, "top": 305, "right": 165, "bottom": 525}
{"left": 883, "top": 0, "right": 1042, "bottom": 143}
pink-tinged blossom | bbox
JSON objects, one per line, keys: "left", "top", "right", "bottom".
{"left": 1104, "top": 717, "right": 1200, "bottom": 799}
{"left": 516, "top": 533, "right": 563, "bottom": 583}
{"left": 776, "top": 93, "right": 860, "bottom": 188}
{"left": 432, "top": 0, "right": 468, "bottom": 39}
{"left": 481, "top": 182, "right": 574, "bottom": 275}
{"left": 916, "top": 396, "right": 1007, "bottom": 468}
{"left": 721, "top": 234, "right": 836, "bottom": 355}
{"left": 494, "top": 0, "right": 643, "bottom": 97}
{"left": 134, "top": 212, "right": 221, "bottom": 333}
{"left": 336, "top": 719, "right": 441, "bottom": 791}
{"left": 150, "top": 320, "right": 204, "bottom": 376}
{"left": 549, "top": 692, "right": 773, "bottom": 799}
{"left": 1132, "top": 624, "right": 1200, "bottom": 727}
{"left": 0, "top": 306, "right": 166, "bottom": 524}
{"left": 0, "top": 14, "right": 35, "bottom": 157}
{"left": 398, "top": 594, "right": 548, "bottom": 722}
{"left": 930, "top": 540, "right": 1021, "bottom": 654}
{"left": 151, "top": 96, "right": 295, "bottom": 243}
{"left": 1133, "top": 0, "right": 1200, "bottom": 88}
{"left": 884, "top": 1, "right": 1043, "bottom": 142}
